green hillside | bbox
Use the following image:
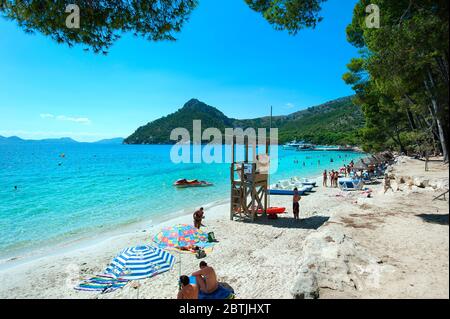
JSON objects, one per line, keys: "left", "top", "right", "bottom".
{"left": 124, "top": 97, "right": 364, "bottom": 145}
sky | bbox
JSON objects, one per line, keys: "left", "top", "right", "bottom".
{"left": 0, "top": 0, "right": 359, "bottom": 142}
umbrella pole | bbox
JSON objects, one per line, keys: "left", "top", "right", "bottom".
{"left": 177, "top": 251, "right": 182, "bottom": 291}
{"left": 179, "top": 251, "right": 181, "bottom": 277}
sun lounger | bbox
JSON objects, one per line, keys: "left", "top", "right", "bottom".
{"left": 338, "top": 178, "right": 364, "bottom": 191}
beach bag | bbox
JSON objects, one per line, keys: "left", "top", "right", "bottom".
{"left": 195, "top": 249, "right": 207, "bottom": 259}
{"left": 207, "top": 232, "right": 217, "bottom": 243}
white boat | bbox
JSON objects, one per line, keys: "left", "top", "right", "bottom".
{"left": 296, "top": 143, "right": 315, "bottom": 151}
{"left": 273, "top": 179, "right": 314, "bottom": 192}
{"left": 282, "top": 140, "right": 305, "bottom": 150}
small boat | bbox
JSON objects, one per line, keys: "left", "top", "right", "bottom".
{"left": 257, "top": 207, "right": 286, "bottom": 215}
{"left": 273, "top": 179, "right": 314, "bottom": 192}
{"left": 268, "top": 189, "right": 306, "bottom": 196}
{"left": 296, "top": 143, "right": 315, "bottom": 151}
{"left": 300, "top": 178, "right": 317, "bottom": 187}
{"left": 174, "top": 179, "right": 213, "bottom": 188}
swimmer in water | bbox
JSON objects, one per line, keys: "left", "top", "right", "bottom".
{"left": 14, "top": 186, "right": 18, "bottom": 191}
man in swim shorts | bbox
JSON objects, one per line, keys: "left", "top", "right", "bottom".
{"left": 193, "top": 207, "right": 205, "bottom": 229}
{"left": 293, "top": 188, "right": 301, "bottom": 220}
{"left": 192, "top": 261, "right": 219, "bottom": 294}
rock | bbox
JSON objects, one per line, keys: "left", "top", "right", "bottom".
{"left": 290, "top": 224, "right": 382, "bottom": 299}
{"left": 291, "top": 272, "right": 319, "bottom": 299}
{"left": 406, "top": 178, "right": 415, "bottom": 187}
{"left": 396, "top": 176, "right": 406, "bottom": 184}
{"left": 429, "top": 178, "right": 449, "bottom": 190}
{"left": 414, "top": 177, "right": 430, "bottom": 188}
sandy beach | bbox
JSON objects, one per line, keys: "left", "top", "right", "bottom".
{"left": 0, "top": 156, "right": 448, "bottom": 299}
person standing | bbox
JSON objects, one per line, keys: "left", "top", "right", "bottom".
{"left": 384, "top": 174, "right": 394, "bottom": 194}
{"left": 334, "top": 170, "right": 338, "bottom": 188}
{"left": 293, "top": 188, "right": 301, "bottom": 220}
{"left": 193, "top": 207, "right": 205, "bottom": 229}
{"left": 330, "top": 170, "right": 335, "bottom": 187}
{"left": 323, "top": 170, "right": 328, "bottom": 187}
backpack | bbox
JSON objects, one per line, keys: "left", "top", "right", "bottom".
{"left": 195, "top": 249, "right": 207, "bottom": 259}
{"left": 207, "top": 232, "right": 217, "bottom": 242}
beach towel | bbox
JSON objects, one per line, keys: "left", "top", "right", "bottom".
{"left": 74, "top": 274, "right": 129, "bottom": 294}
{"left": 170, "top": 242, "right": 216, "bottom": 255}
{"left": 198, "top": 284, "right": 236, "bottom": 300}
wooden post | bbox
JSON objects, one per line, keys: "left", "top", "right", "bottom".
{"left": 230, "top": 137, "right": 235, "bottom": 221}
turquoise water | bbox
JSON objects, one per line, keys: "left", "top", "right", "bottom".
{"left": 0, "top": 143, "right": 364, "bottom": 258}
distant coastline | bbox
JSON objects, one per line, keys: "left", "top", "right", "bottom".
{"left": 0, "top": 136, "right": 124, "bottom": 145}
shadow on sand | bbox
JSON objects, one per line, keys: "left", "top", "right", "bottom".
{"left": 249, "top": 215, "right": 330, "bottom": 230}
{"left": 416, "top": 214, "right": 449, "bottom": 225}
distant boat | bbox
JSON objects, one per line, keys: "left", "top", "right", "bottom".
{"left": 283, "top": 140, "right": 315, "bottom": 150}
{"left": 312, "top": 145, "right": 356, "bottom": 152}
{"left": 174, "top": 179, "right": 213, "bottom": 188}
{"left": 296, "top": 143, "right": 315, "bottom": 151}
{"left": 282, "top": 140, "right": 304, "bottom": 150}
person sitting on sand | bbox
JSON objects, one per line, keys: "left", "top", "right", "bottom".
{"left": 177, "top": 275, "right": 198, "bottom": 299}
{"left": 179, "top": 245, "right": 200, "bottom": 253}
{"left": 323, "top": 170, "right": 328, "bottom": 187}
{"left": 192, "top": 261, "right": 219, "bottom": 294}
{"left": 193, "top": 207, "right": 205, "bottom": 229}
{"left": 293, "top": 188, "right": 301, "bottom": 220}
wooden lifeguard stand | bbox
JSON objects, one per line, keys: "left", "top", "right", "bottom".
{"left": 230, "top": 136, "right": 270, "bottom": 221}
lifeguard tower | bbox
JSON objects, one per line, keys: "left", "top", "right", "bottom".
{"left": 230, "top": 135, "right": 270, "bottom": 221}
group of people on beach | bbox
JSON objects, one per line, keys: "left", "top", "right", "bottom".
{"left": 178, "top": 261, "right": 219, "bottom": 299}
{"left": 322, "top": 160, "right": 357, "bottom": 188}
{"left": 174, "top": 207, "right": 222, "bottom": 299}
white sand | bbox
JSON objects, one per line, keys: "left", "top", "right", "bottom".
{"left": 0, "top": 157, "right": 448, "bottom": 299}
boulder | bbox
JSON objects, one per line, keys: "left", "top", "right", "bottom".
{"left": 290, "top": 223, "right": 382, "bottom": 299}
{"left": 291, "top": 271, "right": 319, "bottom": 299}
{"left": 429, "top": 178, "right": 449, "bottom": 190}
{"left": 413, "top": 177, "right": 430, "bottom": 188}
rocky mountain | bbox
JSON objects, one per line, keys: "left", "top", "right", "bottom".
{"left": 124, "top": 96, "right": 364, "bottom": 145}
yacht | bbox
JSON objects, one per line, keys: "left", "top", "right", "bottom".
{"left": 282, "top": 140, "right": 305, "bottom": 150}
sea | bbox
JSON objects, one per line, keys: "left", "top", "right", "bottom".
{"left": 0, "top": 143, "right": 365, "bottom": 261}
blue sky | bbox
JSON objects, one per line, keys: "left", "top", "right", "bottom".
{"left": 0, "top": 0, "right": 358, "bottom": 142}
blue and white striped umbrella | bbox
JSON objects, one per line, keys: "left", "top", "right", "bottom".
{"left": 105, "top": 245, "right": 175, "bottom": 280}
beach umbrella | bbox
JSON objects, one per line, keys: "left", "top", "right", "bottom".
{"left": 353, "top": 159, "right": 368, "bottom": 171}
{"left": 105, "top": 245, "right": 175, "bottom": 280}
{"left": 153, "top": 224, "right": 208, "bottom": 249}
{"left": 153, "top": 224, "right": 209, "bottom": 278}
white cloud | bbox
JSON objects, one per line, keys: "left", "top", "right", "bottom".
{"left": 40, "top": 113, "right": 91, "bottom": 125}
{"left": 56, "top": 115, "right": 91, "bottom": 125}
{"left": 285, "top": 103, "right": 295, "bottom": 109}
{"left": 40, "top": 113, "right": 55, "bottom": 119}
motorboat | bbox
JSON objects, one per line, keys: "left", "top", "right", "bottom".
{"left": 174, "top": 179, "right": 213, "bottom": 188}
